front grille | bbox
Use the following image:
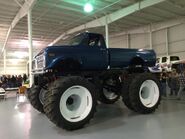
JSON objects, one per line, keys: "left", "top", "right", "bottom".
{"left": 32, "top": 54, "right": 45, "bottom": 71}
{"left": 37, "top": 55, "right": 44, "bottom": 69}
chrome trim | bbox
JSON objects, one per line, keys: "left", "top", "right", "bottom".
{"left": 32, "top": 69, "right": 46, "bottom": 75}
{"left": 32, "top": 53, "right": 46, "bottom": 74}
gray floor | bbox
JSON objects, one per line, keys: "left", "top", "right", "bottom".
{"left": 0, "top": 94, "right": 185, "bottom": 139}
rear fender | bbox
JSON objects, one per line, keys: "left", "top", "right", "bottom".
{"left": 130, "top": 56, "right": 144, "bottom": 66}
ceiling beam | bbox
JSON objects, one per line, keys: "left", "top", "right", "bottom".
{"left": 49, "top": 0, "right": 166, "bottom": 45}
{"left": 12, "top": 0, "right": 38, "bottom": 29}
{"left": 1, "top": 0, "right": 38, "bottom": 53}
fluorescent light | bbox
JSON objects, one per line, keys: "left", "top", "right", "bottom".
{"left": 8, "top": 59, "right": 25, "bottom": 65}
{"left": 13, "top": 51, "right": 28, "bottom": 58}
{"left": 9, "top": 59, "right": 19, "bottom": 65}
{"left": 84, "top": 3, "right": 94, "bottom": 13}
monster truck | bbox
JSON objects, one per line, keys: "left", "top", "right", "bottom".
{"left": 28, "top": 32, "right": 161, "bottom": 130}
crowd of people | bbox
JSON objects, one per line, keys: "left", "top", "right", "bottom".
{"left": 160, "top": 63, "right": 185, "bottom": 100}
{"left": 0, "top": 74, "right": 28, "bottom": 89}
{"left": 1, "top": 66, "right": 184, "bottom": 99}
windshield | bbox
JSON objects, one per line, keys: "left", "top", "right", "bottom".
{"left": 170, "top": 56, "right": 179, "bottom": 61}
{"left": 68, "top": 34, "right": 84, "bottom": 46}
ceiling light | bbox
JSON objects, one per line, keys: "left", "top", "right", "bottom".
{"left": 8, "top": 59, "right": 19, "bottom": 65}
{"left": 13, "top": 51, "right": 29, "bottom": 58}
{"left": 84, "top": 2, "right": 94, "bottom": 13}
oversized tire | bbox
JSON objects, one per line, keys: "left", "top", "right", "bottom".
{"left": 44, "top": 76, "right": 97, "bottom": 130}
{"left": 129, "top": 73, "right": 161, "bottom": 114}
{"left": 122, "top": 74, "right": 135, "bottom": 111}
{"left": 99, "top": 88, "right": 120, "bottom": 104}
{"left": 27, "top": 85, "right": 46, "bottom": 113}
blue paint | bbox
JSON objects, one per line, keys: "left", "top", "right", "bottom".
{"left": 34, "top": 32, "right": 156, "bottom": 72}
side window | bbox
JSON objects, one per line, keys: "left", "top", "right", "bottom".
{"left": 88, "top": 36, "right": 99, "bottom": 47}
{"left": 97, "top": 39, "right": 101, "bottom": 47}
{"left": 162, "top": 57, "right": 167, "bottom": 63}
{"left": 87, "top": 34, "right": 106, "bottom": 48}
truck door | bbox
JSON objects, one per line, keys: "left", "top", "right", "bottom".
{"left": 80, "top": 34, "right": 108, "bottom": 70}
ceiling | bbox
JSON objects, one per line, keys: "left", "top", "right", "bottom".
{"left": 0, "top": 0, "right": 185, "bottom": 65}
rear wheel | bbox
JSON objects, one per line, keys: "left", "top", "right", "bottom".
{"left": 99, "top": 88, "right": 120, "bottom": 104}
{"left": 129, "top": 73, "right": 161, "bottom": 114}
{"left": 44, "top": 76, "right": 97, "bottom": 130}
{"left": 99, "top": 76, "right": 121, "bottom": 104}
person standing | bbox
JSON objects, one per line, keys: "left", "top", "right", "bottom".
{"left": 169, "top": 70, "right": 179, "bottom": 96}
{"left": 177, "top": 64, "right": 185, "bottom": 100}
{"left": 160, "top": 69, "right": 167, "bottom": 97}
{"left": 23, "top": 74, "right": 27, "bottom": 83}
{"left": 17, "top": 75, "right": 23, "bottom": 87}
{"left": 11, "top": 75, "right": 16, "bottom": 87}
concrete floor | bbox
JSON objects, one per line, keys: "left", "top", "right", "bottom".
{"left": 0, "top": 94, "right": 185, "bottom": 139}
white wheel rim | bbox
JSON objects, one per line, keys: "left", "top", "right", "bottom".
{"left": 103, "top": 88, "right": 118, "bottom": 100}
{"left": 59, "top": 85, "right": 93, "bottom": 122}
{"left": 139, "top": 80, "right": 159, "bottom": 108}
{"left": 39, "top": 89, "right": 45, "bottom": 105}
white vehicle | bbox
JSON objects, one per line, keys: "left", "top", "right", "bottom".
{"left": 149, "top": 56, "right": 180, "bottom": 73}
{"left": 171, "top": 59, "right": 185, "bottom": 72}
{"left": 157, "top": 56, "right": 180, "bottom": 72}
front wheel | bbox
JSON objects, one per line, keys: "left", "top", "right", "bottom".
{"left": 122, "top": 74, "right": 136, "bottom": 111}
{"left": 129, "top": 73, "right": 161, "bottom": 114}
{"left": 27, "top": 85, "right": 47, "bottom": 113}
{"left": 44, "top": 76, "right": 97, "bottom": 130}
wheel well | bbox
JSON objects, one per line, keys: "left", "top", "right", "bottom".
{"left": 55, "top": 58, "right": 81, "bottom": 71}
{"left": 129, "top": 57, "right": 145, "bottom": 73}
{"left": 130, "top": 57, "right": 144, "bottom": 66}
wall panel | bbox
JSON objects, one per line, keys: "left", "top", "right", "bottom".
{"left": 109, "top": 21, "right": 185, "bottom": 60}
{"left": 130, "top": 33, "right": 150, "bottom": 49}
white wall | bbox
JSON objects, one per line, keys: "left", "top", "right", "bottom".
{"left": 152, "top": 29, "right": 167, "bottom": 56}
{"left": 168, "top": 24, "right": 185, "bottom": 58}
{"left": 0, "top": 63, "right": 27, "bottom": 75}
{"left": 130, "top": 33, "right": 150, "bottom": 49}
{"left": 109, "top": 35, "right": 127, "bottom": 48}
{"left": 0, "top": 49, "right": 37, "bottom": 76}
{"left": 109, "top": 17, "right": 185, "bottom": 60}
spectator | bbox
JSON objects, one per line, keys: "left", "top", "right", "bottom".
{"left": 160, "top": 69, "right": 167, "bottom": 97}
{"left": 0, "top": 79, "right": 2, "bottom": 87}
{"left": 7, "top": 75, "right": 11, "bottom": 88}
{"left": 167, "top": 72, "right": 172, "bottom": 94}
{"left": 177, "top": 64, "right": 185, "bottom": 100}
{"left": 170, "top": 70, "right": 179, "bottom": 96}
{"left": 17, "top": 75, "right": 23, "bottom": 87}
{"left": 1, "top": 75, "right": 7, "bottom": 84}
{"left": 23, "top": 74, "right": 27, "bottom": 83}
{"left": 11, "top": 75, "right": 16, "bottom": 87}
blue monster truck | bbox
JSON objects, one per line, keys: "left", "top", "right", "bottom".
{"left": 28, "top": 32, "right": 161, "bottom": 130}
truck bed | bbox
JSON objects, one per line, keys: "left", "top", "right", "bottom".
{"left": 109, "top": 48, "right": 156, "bottom": 69}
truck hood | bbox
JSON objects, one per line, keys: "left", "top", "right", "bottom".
{"left": 45, "top": 45, "right": 75, "bottom": 52}
{"left": 35, "top": 45, "right": 77, "bottom": 58}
